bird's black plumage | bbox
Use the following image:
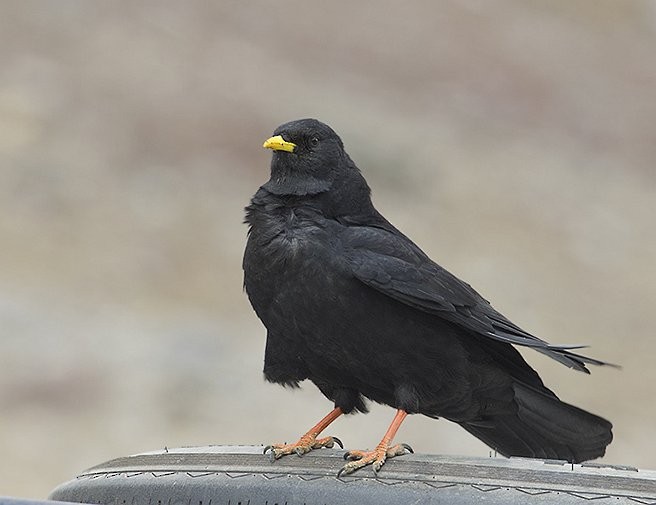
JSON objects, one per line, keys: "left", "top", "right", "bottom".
{"left": 243, "top": 118, "right": 613, "bottom": 464}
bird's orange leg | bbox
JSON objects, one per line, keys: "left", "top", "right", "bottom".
{"left": 264, "top": 407, "right": 344, "bottom": 460}
{"left": 338, "top": 409, "right": 413, "bottom": 476}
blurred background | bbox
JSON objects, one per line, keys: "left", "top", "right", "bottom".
{"left": 1, "top": 0, "right": 655, "bottom": 498}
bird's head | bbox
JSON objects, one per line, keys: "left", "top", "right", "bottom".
{"left": 261, "top": 118, "right": 353, "bottom": 197}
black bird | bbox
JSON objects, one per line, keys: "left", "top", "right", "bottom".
{"left": 243, "top": 118, "right": 614, "bottom": 475}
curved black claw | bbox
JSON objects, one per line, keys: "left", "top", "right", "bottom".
{"left": 332, "top": 436, "right": 344, "bottom": 449}
{"left": 336, "top": 467, "right": 347, "bottom": 479}
{"left": 401, "top": 443, "right": 414, "bottom": 454}
{"left": 263, "top": 445, "right": 277, "bottom": 462}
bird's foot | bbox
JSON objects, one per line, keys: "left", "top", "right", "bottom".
{"left": 264, "top": 434, "right": 343, "bottom": 461}
{"left": 338, "top": 442, "right": 413, "bottom": 476}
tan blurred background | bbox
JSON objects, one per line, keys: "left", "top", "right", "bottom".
{"left": 1, "top": 0, "right": 655, "bottom": 498}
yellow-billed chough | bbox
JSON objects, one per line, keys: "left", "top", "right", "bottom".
{"left": 243, "top": 118, "right": 614, "bottom": 475}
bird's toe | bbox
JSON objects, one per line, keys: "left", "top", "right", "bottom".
{"left": 337, "top": 442, "right": 411, "bottom": 476}
{"left": 264, "top": 434, "right": 343, "bottom": 462}
{"left": 387, "top": 442, "right": 413, "bottom": 457}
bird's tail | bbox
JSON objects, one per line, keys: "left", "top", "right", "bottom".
{"left": 460, "top": 382, "right": 613, "bottom": 463}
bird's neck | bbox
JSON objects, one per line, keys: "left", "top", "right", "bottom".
{"left": 246, "top": 181, "right": 377, "bottom": 226}
{"left": 262, "top": 174, "right": 331, "bottom": 196}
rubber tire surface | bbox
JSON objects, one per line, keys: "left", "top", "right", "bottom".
{"left": 49, "top": 445, "right": 656, "bottom": 505}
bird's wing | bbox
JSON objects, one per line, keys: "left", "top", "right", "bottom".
{"left": 342, "top": 224, "right": 608, "bottom": 373}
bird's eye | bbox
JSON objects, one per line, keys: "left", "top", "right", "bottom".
{"left": 310, "top": 136, "right": 320, "bottom": 146}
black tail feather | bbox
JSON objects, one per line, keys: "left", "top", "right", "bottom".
{"left": 460, "top": 383, "right": 612, "bottom": 463}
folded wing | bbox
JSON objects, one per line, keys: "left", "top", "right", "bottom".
{"left": 342, "top": 224, "right": 612, "bottom": 373}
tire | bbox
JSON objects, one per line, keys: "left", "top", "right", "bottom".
{"left": 48, "top": 445, "right": 656, "bottom": 504}
{"left": 0, "top": 500, "right": 82, "bottom": 505}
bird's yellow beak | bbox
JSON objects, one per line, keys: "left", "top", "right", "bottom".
{"left": 263, "top": 135, "right": 296, "bottom": 153}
